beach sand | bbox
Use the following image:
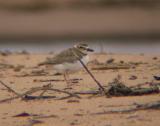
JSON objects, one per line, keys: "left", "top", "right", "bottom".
{"left": 0, "top": 53, "right": 160, "bottom": 126}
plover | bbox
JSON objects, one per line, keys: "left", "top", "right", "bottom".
{"left": 39, "top": 43, "right": 94, "bottom": 86}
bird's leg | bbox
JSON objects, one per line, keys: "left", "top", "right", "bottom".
{"left": 66, "top": 71, "right": 81, "bottom": 85}
{"left": 65, "top": 71, "right": 70, "bottom": 81}
{"left": 64, "top": 72, "right": 72, "bottom": 87}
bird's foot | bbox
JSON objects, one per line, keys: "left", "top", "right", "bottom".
{"left": 69, "top": 78, "right": 83, "bottom": 84}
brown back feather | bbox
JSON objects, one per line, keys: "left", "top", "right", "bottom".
{"left": 40, "top": 48, "right": 86, "bottom": 65}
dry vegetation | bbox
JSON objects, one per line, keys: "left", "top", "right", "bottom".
{"left": 0, "top": 52, "right": 160, "bottom": 126}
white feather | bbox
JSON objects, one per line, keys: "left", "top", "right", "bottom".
{"left": 54, "top": 55, "right": 89, "bottom": 73}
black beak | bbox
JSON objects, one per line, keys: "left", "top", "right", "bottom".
{"left": 87, "top": 48, "right": 94, "bottom": 52}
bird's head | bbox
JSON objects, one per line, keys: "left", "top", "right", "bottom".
{"left": 74, "top": 43, "right": 94, "bottom": 54}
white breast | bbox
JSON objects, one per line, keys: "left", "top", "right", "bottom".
{"left": 54, "top": 55, "right": 89, "bottom": 73}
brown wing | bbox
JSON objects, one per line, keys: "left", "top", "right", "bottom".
{"left": 40, "top": 48, "right": 84, "bottom": 65}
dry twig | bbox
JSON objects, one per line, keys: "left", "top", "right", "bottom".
{"left": 0, "top": 83, "right": 80, "bottom": 103}
{"left": 0, "top": 81, "right": 20, "bottom": 96}
{"left": 92, "top": 100, "right": 160, "bottom": 115}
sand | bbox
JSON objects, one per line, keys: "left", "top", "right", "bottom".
{"left": 0, "top": 52, "right": 160, "bottom": 126}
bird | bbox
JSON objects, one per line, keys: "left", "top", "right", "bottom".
{"left": 38, "top": 43, "right": 94, "bottom": 86}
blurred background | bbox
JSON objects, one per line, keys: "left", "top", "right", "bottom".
{"left": 0, "top": 0, "right": 160, "bottom": 54}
